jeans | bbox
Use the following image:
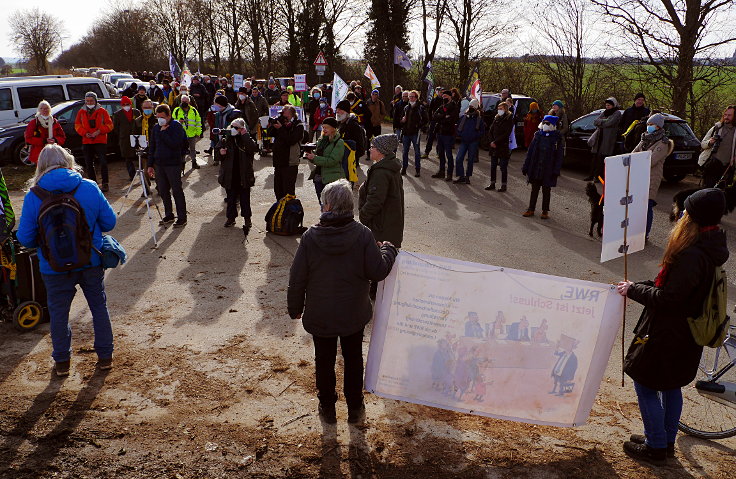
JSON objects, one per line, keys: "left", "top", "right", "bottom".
{"left": 402, "top": 133, "right": 421, "bottom": 171}
{"left": 43, "top": 266, "right": 113, "bottom": 363}
{"left": 634, "top": 381, "right": 682, "bottom": 449}
{"left": 424, "top": 121, "right": 437, "bottom": 154}
{"left": 186, "top": 136, "right": 198, "bottom": 165}
{"left": 437, "top": 134, "right": 454, "bottom": 174}
{"left": 528, "top": 180, "right": 551, "bottom": 211}
{"left": 274, "top": 165, "right": 298, "bottom": 200}
{"left": 312, "top": 328, "right": 365, "bottom": 408}
{"left": 314, "top": 176, "right": 325, "bottom": 204}
{"left": 156, "top": 164, "right": 187, "bottom": 220}
{"left": 226, "top": 185, "right": 251, "bottom": 220}
{"left": 82, "top": 143, "right": 108, "bottom": 184}
{"left": 455, "top": 141, "right": 478, "bottom": 177}
{"left": 490, "top": 155, "right": 509, "bottom": 184}
{"left": 646, "top": 199, "right": 656, "bottom": 238}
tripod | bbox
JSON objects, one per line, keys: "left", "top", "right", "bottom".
{"left": 117, "top": 148, "right": 163, "bottom": 247}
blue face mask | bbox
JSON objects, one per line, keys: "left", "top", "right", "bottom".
{"left": 143, "top": 109, "right": 153, "bottom": 116}
{"left": 314, "top": 93, "right": 321, "bottom": 100}
{"left": 646, "top": 125, "right": 657, "bottom": 134}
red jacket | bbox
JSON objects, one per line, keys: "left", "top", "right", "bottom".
{"left": 24, "top": 118, "right": 66, "bottom": 164}
{"left": 75, "top": 106, "right": 113, "bottom": 145}
{"left": 312, "top": 107, "right": 334, "bottom": 131}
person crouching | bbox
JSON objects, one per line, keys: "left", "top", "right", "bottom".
{"left": 217, "top": 118, "right": 257, "bottom": 233}
{"left": 521, "top": 115, "right": 564, "bottom": 219}
{"left": 288, "top": 179, "right": 398, "bottom": 424}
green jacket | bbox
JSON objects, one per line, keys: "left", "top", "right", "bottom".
{"left": 313, "top": 134, "right": 346, "bottom": 184}
{"left": 172, "top": 105, "right": 202, "bottom": 138}
{"left": 358, "top": 152, "right": 404, "bottom": 247}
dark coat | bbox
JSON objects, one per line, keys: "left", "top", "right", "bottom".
{"left": 265, "top": 87, "right": 281, "bottom": 105}
{"left": 189, "top": 82, "right": 210, "bottom": 110}
{"left": 217, "top": 132, "right": 256, "bottom": 189}
{"left": 402, "top": 103, "right": 429, "bottom": 136}
{"left": 391, "top": 99, "right": 407, "bottom": 129}
{"left": 287, "top": 217, "right": 398, "bottom": 337}
{"left": 235, "top": 98, "right": 259, "bottom": 131}
{"left": 456, "top": 111, "right": 484, "bottom": 143}
{"left": 489, "top": 112, "right": 514, "bottom": 158}
{"left": 149, "top": 120, "right": 187, "bottom": 167}
{"left": 358, "top": 153, "right": 405, "bottom": 247}
{"left": 620, "top": 104, "right": 651, "bottom": 134}
{"left": 268, "top": 118, "right": 304, "bottom": 168}
{"left": 338, "top": 114, "right": 366, "bottom": 159}
{"left": 522, "top": 130, "right": 565, "bottom": 187}
{"left": 591, "top": 109, "right": 622, "bottom": 156}
{"left": 251, "top": 94, "right": 269, "bottom": 117}
{"left": 625, "top": 230, "right": 729, "bottom": 390}
{"left": 432, "top": 100, "right": 459, "bottom": 136}
{"left": 113, "top": 108, "right": 141, "bottom": 158}
{"left": 131, "top": 94, "right": 148, "bottom": 114}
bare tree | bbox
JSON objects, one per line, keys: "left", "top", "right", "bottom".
{"left": 592, "top": 0, "right": 736, "bottom": 119}
{"left": 8, "top": 8, "right": 64, "bottom": 73}
{"left": 146, "top": 0, "right": 195, "bottom": 68}
{"left": 419, "top": 0, "right": 448, "bottom": 87}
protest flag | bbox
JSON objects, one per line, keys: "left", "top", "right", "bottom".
{"left": 331, "top": 72, "right": 349, "bottom": 108}
{"left": 393, "top": 46, "right": 413, "bottom": 71}
{"left": 364, "top": 64, "right": 381, "bottom": 90}
{"left": 169, "top": 52, "right": 181, "bottom": 79}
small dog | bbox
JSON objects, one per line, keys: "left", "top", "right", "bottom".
{"left": 585, "top": 182, "right": 604, "bottom": 237}
{"left": 670, "top": 186, "right": 736, "bottom": 222}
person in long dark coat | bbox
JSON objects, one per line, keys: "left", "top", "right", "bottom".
{"left": 521, "top": 115, "right": 565, "bottom": 219}
{"left": 113, "top": 96, "right": 141, "bottom": 181}
{"left": 217, "top": 118, "right": 257, "bottom": 232}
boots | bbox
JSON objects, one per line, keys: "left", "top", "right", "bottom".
{"left": 431, "top": 170, "right": 445, "bottom": 178}
{"left": 623, "top": 441, "right": 667, "bottom": 466}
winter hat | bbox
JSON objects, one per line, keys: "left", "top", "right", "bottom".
{"left": 322, "top": 117, "right": 338, "bottom": 129}
{"left": 287, "top": 86, "right": 294, "bottom": 92}
{"left": 605, "top": 97, "right": 619, "bottom": 108}
{"left": 336, "top": 100, "right": 351, "bottom": 113}
{"left": 120, "top": 96, "right": 132, "bottom": 106}
{"left": 552, "top": 100, "right": 564, "bottom": 108}
{"left": 634, "top": 92, "right": 646, "bottom": 100}
{"left": 684, "top": 188, "right": 726, "bottom": 227}
{"left": 371, "top": 134, "right": 399, "bottom": 156}
{"left": 542, "top": 115, "right": 559, "bottom": 125}
{"left": 85, "top": 91, "right": 98, "bottom": 101}
{"left": 468, "top": 99, "right": 479, "bottom": 109}
{"left": 647, "top": 113, "right": 665, "bottom": 129}
{"left": 215, "top": 96, "right": 229, "bottom": 107}
{"left": 442, "top": 90, "right": 452, "bottom": 97}
{"left": 372, "top": 89, "right": 379, "bottom": 95}
{"left": 137, "top": 85, "right": 146, "bottom": 92}
{"left": 180, "top": 95, "right": 190, "bottom": 103}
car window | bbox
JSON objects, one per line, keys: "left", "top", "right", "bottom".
{"left": 515, "top": 99, "right": 534, "bottom": 118}
{"left": 67, "top": 83, "right": 103, "bottom": 100}
{"left": 56, "top": 104, "right": 83, "bottom": 122}
{"left": 102, "top": 102, "right": 120, "bottom": 116}
{"left": 664, "top": 121, "right": 697, "bottom": 140}
{"left": 0, "top": 88, "right": 12, "bottom": 110}
{"left": 17, "top": 85, "right": 66, "bottom": 109}
{"left": 571, "top": 114, "right": 597, "bottom": 132}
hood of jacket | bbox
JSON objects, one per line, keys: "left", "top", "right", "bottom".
{"left": 606, "top": 97, "right": 620, "bottom": 108}
{"left": 696, "top": 229, "right": 729, "bottom": 266}
{"left": 308, "top": 219, "right": 363, "bottom": 255}
{"left": 372, "top": 153, "right": 401, "bottom": 173}
{"left": 37, "top": 168, "right": 83, "bottom": 193}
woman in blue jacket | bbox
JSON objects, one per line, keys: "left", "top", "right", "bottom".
{"left": 17, "top": 144, "right": 117, "bottom": 377}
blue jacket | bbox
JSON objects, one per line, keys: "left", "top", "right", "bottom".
{"left": 17, "top": 168, "right": 116, "bottom": 275}
{"left": 149, "top": 119, "right": 187, "bottom": 167}
{"left": 456, "top": 112, "right": 484, "bottom": 144}
{"left": 522, "top": 129, "right": 565, "bottom": 187}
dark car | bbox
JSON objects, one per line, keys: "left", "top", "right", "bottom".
{"left": 565, "top": 110, "right": 700, "bottom": 182}
{"left": 0, "top": 99, "right": 122, "bottom": 165}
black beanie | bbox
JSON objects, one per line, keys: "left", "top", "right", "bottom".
{"left": 215, "top": 96, "right": 229, "bottom": 107}
{"left": 684, "top": 188, "right": 726, "bottom": 227}
{"left": 321, "top": 117, "right": 338, "bottom": 129}
{"left": 634, "top": 92, "right": 645, "bottom": 100}
{"left": 336, "top": 100, "right": 351, "bottom": 113}
{"left": 238, "top": 87, "right": 248, "bottom": 93}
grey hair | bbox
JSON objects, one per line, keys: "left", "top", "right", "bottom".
{"left": 320, "top": 179, "right": 354, "bottom": 215}
{"left": 229, "top": 118, "right": 246, "bottom": 129}
{"left": 27, "top": 144, "right": 83, "bottom": 189}
{"left": 36, "top": 100, "right": 51, "bottom": 114}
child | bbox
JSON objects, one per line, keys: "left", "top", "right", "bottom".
{"left": 521, "top": 115, "right": 565, "bottom": 219}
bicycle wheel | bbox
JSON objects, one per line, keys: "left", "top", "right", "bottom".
{"left": 678, "top": 345, "right": 736, "bottom": 439}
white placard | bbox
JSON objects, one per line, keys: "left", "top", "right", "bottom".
{"left": 600, "top": 151, "right": 651, "bottom": 263}
{"left": 269, "top": 105, "right": 305, "bottom": 123}
{"left": 294, "top": 74, "right": 307, "bottom": 92}
{"left": 365, "top": 251, "right": 624, "bottom": 427}
{"left": 233, "top": 74, "right": 244, "bottom": 90}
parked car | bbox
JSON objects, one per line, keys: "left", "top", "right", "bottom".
{"left": 117, "top": 79, "right": 143, "bottom": 96}
{"left": 565, "top": 110, "right": 700, "bottom": 182}
{"left": 480, "top": 93, "right": 538, "bottom": 148}
{"left": 0, "top": 99, "right": 122, "bottom": 165}
{"left": 94, "top": 69, "right": 115, "bottom": 79}
{"left": 0, "top": 77, "right": 110, "bottom": 127}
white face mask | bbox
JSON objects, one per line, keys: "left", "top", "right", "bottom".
{"left": 86, "top": 103, "right": 96, "bottom": 110}
{"left": 123, "top": 106, "right": 131, "bottom": 112}
{"left": 409, "top": 101, "right": 417, "bottom": 107}
{"left": 542, "top": 124, "right": 555, "bottom": 132}
{"left": 336, "top": 112, "right": 347, "bottom": 122}
{"left": 39, "top": 114, "right": 50, "bottom": 120}
{"left": 157, "top": 117, "right": 167, "bottom": 126}
{"left": 497, "top": 109, "right": 504, "bottom": 116}
{"left": 231, "top": 128, "right": 239, "bottom": 136}
{"left": 238, "top": 94, "right": 246, "bottom": 101}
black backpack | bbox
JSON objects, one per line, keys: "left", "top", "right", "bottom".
{"left": 31, "top": 185, "right": 93, "bottom": 272}
{"left": 265, "top": 195, "right": 307, "bottom": 236}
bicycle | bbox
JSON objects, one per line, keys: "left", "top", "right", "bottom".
{"left": 678, "top": 323, "right": 736, "bottom": 439}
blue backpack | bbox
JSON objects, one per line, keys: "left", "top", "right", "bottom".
{"left": 31, "top": 185, "right": 93, "bottom": 272}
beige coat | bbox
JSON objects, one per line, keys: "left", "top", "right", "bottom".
{"left": 633, "top": 138, "right": 674, "bottom": 200}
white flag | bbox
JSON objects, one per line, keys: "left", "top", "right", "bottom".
{"left": 331, "top": 72, "right": 349, "bottom": 108}
{"left": 364, "top": 63, "right": 381, "bottom": 90}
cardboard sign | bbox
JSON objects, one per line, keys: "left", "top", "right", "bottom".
{"left": 268, "top": 105, "right": 305, "bottom": 123}
{"left": 294, "top": 74, "right": 307, "bottom": 92}
{"left": 233, "top": 74, "right": 244, "bottom": 90}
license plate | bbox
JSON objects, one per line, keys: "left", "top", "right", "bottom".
{"left": 675, "top": 153, "right": 692, "bottom": 160}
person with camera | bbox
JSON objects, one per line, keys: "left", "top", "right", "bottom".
{"left": 75, "top": 92, "right": 114, "bottom": 192}
{"left": 268, "top": 105, "right": 304, "bottom": 200}
{"left": 172, "top": 95, "right": 203, "bottom": 170}
{"left": 147, "top": 104, "right": 188, "bottom": 228}
{"left": 217, "top": 118, "right": 257, "bottom": 232}
{"left": 113, "top": 96, "right": 141, "bottom": 181}
{"left": 699, "top": 105, "right": 736, "bottom": 187}
{"left": 212, "top": 95, "right": 243, "bottom": 166}
{"left": 305, "top": 117, "right": 345, "bottom": 202}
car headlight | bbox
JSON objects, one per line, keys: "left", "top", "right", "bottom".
{"left": 0, "top": 137, "right": 12, "bottom": 145}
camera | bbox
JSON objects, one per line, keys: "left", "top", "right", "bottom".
{"left": 268, "top": 114, "right": 286, "bottom": 127}
{"left": 712, "top": 134, "right": 723, "bottom": 155}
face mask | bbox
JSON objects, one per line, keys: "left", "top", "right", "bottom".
{"left": 336, "top": 112, "right": 347, "bottom": 122}
{"left": 409, "top": 101, "right": 417, "bottom": 107}
{"left": 205, "top": 79, "right": 210, "bottom": 83}
{"left": 182, "top": 102, "right": 189, "bottom": 107}
{"left": 143, "top": 109, "right": 153, "bottom": 116}
{"left": 320, "top": 102, "right": 327, "bottom": 109}
{"left": 646, "top": 125, "right": 657, "bottom": 134}
{"left": 313, "top": 93, "right": 320, "bottom": 99}
{"left": 157, "top": 118, "right": 167, "bottom": 126}
{"left": 180, "top": 90, "right": 188, "bottom": 95}
{"left": 497, "top": 109, "right": 504, "bottom": 116}
{"left": 123, "top": 106, "right": 131, "bottom": 112}
{"left": 212, "top": 104, "right": 222, "bottom": 112}
{"left": 231, "top": 128, "right": 239, "bottom": 136}
{"left": 238, "top": 94, "right": 246, "bottom": 101}
{"left": 542, "top": 124, "right": 555, "bottom": 132}
{"left": 39, "top": 114, "right": 50, "bottom": 120}
{"left": 87, "top": 104, "right": 96, "bottom": 110}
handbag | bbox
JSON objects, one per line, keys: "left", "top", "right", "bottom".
{"left": 96, "top": 235, "right": 127, "bottom": 269}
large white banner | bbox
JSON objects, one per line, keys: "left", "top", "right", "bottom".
{"left": 366, "top": 252, "right": 624, "bottom": 427}
{"left": 601, "top": 151, "right": 651, "bottom": 262}
{"left": 331, "top": 73, "right": 349, "bottom": 108}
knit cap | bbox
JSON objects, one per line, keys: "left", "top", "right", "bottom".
{"left": 684, "top": 188, "right": 726, "bottom": 227}
{"left": 85, "top": 91, "right": 98, "bottom": 101}
{"left": 371, "top": 134, "right": 399, "bottom": 156}
{"left": 120, "top": 96, "right": 132, "bottom": 106}
{"left": 336, "top": 100, "right": 351, "bottom": 113}
{"left": 647, "top": 113, "right": 665, "bottom": 129}
{"left": 552, "top": 100, "right": 564, "bottom": 108}
{"left": 542, "top": 115, "right": 559, "bottom": 125}
{"left": 322, "top": 117, "right": 338, "bottom": 129}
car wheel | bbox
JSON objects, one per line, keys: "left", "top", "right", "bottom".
{"left": 13, "top": 141, "right": 31, "bottom": 165}
{"left": 664, "top": 173, "right": 686, "bottom": 183}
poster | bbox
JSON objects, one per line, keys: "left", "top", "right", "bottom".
{"left": 269, "top": 105, "right": 305, "bottom": 123}
{"left": 601, "top": 151, "right": 651, "bottom": 263}
{"left": 365, "top": 251, "right": 624, "bottom": 427}
{"left": 233, "top": 74, "right": 244, "bottom": 90}
{"left": 294, "top": 74, "right": 307, "bottom": 92}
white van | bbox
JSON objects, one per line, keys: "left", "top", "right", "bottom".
{"left": 0, "top": 77, "right": 110, "bottom": 127}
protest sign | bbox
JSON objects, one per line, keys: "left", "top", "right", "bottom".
{"left": 365, "top": 251, "right": 624, "bottom": 427}
{"left": 600, "top": 151, "right": 651, "bottom": 263}
{"left": 294, "top": 74, "right": 307, "bottom": 92}
{"left": 233, "top": 74, "right": 244, "bottom": 90}
{"left": 269, "top": 105, "right": 305, "bottom": 123}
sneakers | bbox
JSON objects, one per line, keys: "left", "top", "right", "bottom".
{"left": 401, "top": 167, "right": 407, "bottom": 176}
{"left": 97, "top": 357, "right": 113, "bottom": 371}
{"left": 54, "top": 360, "right": 70, "bottom": 377}
{"left": 485, "top": 183, "right": 496, "bottom": 191}
{"left": 159, "top": 216, "right": 175, "bottom": 226}
{"left": 173, "top": 218, "right": 187, "bottom": 228}
{"left": 101, "top": 183, "right": 109, "bottom": 192}
{"left": 522, "top": 210, "right": 534, "bottom": 217}
{"left": 630, "top": 434, "right": 675, "bottom": 458}
{"left": 623, "top": 441, "right": 667, "bottom": 466}
{"left": 498, "top": 184, "right": 507, "bottom": 192}
{"left": 224, "top": 219, "right": 236, "bottom": 228}
{"left": 318, "top": 403, "right": 337, "bottom": 424}
{"left": 431, "top": 170, "right": 445, "bottom": 178}
{"left": 347, "top": 403, "right": 366, "bottom": 424}
{"left": 540, "top": 211, "right": 549, "bottom": 219}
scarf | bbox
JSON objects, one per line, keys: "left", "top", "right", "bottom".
{"left": 318, "top": 210, "right": 354, "bottom": 227}
{"left": 123, "top": 108, "right": 133, "bottom": 122}
{"left": 141, "top": 114, "right": 152, "bottom": 139}
{"left": 36, "top": 114, "right": 52, "bottom": 130}
{"left": 603, "top": 108, "right": 616, "bottom": 117}
{"left": 639, "top": 127, "right": 666, "bottom": 151}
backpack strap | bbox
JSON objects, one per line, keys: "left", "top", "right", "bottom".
{"left": 30, "top": 185, "right": 51, "bottom": 201}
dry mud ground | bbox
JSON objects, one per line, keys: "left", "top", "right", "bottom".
{"left": 1, "top": 140, "right": 734, "bottom": 478}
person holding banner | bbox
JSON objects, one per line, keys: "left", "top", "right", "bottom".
{"left": 617, "top": 188, "right": 729, "bottom": 466}
{"left": 288, "top": 179, "right": 398, "bottom": 424}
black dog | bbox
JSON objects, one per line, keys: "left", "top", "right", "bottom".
{"left": 585, "top": 182, "right": 604, "bottom": 237}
